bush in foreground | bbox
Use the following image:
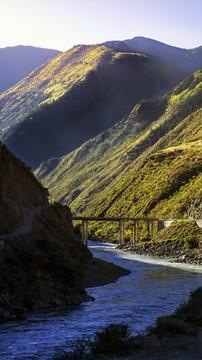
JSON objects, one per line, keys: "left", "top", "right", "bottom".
{"left": 52, "top": 324, "right": 132, "bottom": 359}
{"left": 154, "top": 287, "right": 202, "bottom": 335}
{"left": 51, "top": 287, "right": 202, "bottom": 359}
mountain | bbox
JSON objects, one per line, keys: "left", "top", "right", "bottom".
{"left": 35, "top": 71, "right": 202, "bottom": 233}
{"left": 106, "top": 37, "right": 202, "bottom": 73}
{"left": 0, "top": 44, "right": 186, "bottom": 168}
{"left": 0, "top": 45, "right": 60, "bottom": 94}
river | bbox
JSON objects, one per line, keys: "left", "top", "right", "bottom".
{"left": 0, "top": 241, "right": 201, "bottom": 360}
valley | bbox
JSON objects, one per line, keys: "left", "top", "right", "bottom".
{"left": 0, "top": 36, "right": 201, "bottom": 360}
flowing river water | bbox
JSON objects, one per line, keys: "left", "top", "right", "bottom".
{"left": 0, "top": 241, "right": 201, "bottom": 360}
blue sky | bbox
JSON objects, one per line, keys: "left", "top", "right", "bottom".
{"left": 1, "top": 0, "right": 201, "bottom": 51}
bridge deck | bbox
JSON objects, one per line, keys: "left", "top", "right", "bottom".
{"left": 72, "top": 216, "right": 172, "bottom": 221}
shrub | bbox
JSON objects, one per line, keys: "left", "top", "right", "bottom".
{"left": 184, "top": 235, "right": 196, "bottom": 249}
{"left": 51, "top": 339, "right": 92, "bottom": 360}
{"left": 92, "top": 323, "right": 132, "bottom": 356}
{"left": 51, "top": 323, "right": 133, "bottom": 359}
{"left": 174, "top": 287, "right": 202, "bottom": 327}
{"left": 154, "top": 287, "right": 202, "bottom": 335}
{"left": 155, "top": 316, "right": 192, "bottom": 334}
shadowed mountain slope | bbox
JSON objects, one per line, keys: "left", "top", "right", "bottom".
{"left": 0, "top": 141, "right": 48, "bottom": 235}
{"left": 35, "top": 71, "right": 202, "bottom": 225}
{"left": 0, "top": 141, "right": 93, "bottom": 322}
{"left": 109, "top": 37, "right": 202, "bottom": 73}
{"left": 0, "top": 45, "right": 60, "bottom": 94}
{"left": 0, "top": 44, "right": 186, "bottom": 168}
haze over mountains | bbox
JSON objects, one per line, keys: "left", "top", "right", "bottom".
{"left": 1, "top": 36, "right": 201, "bottom": 168}
{"left": 0, "top": 45, "right": 60, "bottom": 94}
{"left": 120, "top": 37, "right": 202, "bottom": 73}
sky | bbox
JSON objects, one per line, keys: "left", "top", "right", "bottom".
{"left": 0, "top": 0, "right": 201, "bottom": 51}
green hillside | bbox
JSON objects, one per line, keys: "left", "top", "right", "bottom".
{"left": 0, "top": 44, "right": 186, "bottom": 168}
{"left": 36, "top": 71, "right": 202, "bottom": 236}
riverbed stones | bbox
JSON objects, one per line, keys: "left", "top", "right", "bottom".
{"left": 120, "top": 242, "right": 202, "bottom": 265}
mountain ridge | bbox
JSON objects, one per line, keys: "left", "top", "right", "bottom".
{"left": 106, "top": 36, "right": 202, "bottom": 73}
{"left": 1, "top": 43, "right": 186, "bottom": 168}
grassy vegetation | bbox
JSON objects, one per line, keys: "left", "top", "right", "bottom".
{"left": 36, "top": 71, "right": 202, "bottom": 239}
{"left": 154, "top": 220, "right": 202, "bottom": 248}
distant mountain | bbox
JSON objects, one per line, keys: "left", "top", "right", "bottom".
{"left": 105, "top": 37, "right": 202, "bottom": 73}
{"left": 0, "top": 44, "right": 186, "bottom": 168}
{"left": 35, "top": 71, "right": 202, "bottom": 225}
{"left": 0, "top": 45, "right": 60, "bottom": 94}
{"left": 124, "top": 37, "right": 202, "bottom": 73}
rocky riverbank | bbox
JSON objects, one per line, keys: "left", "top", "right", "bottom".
{"left": 95, "top": 219, "right": 202, "bottom": 266}
{"left": 0, "top": 289, "right": 93, "bottom": 324}
{"left": 97, "top": 330, "right": 202, "bottom": 360}
{"left": 0, "top": 255, "right": 130, "bottom": 324}
{"left": 119, "top": 241, "right": 202, "bottom": 265}
{"left": 85, "top": 257, "right": 131, "bottom": 288}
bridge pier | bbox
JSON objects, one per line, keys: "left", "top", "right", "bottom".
{"left": 119, "top": 220, "right": 125, "bottom": 245}
{"left": 72, "top": 216, "right": 176, "bottom": 246}
{"left": 149, "top": 221, "right": 154, "bottom": 240}
{"left": 158, "top": 220, "right": 165, "bottom": 231}
{"left": 81, "top": 220, "right": 88, "bottom": 246}
{"left": 133, "top": 220, "right": 139, "bottom": 243}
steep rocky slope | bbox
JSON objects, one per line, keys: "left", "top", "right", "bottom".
{"left": 0, "top": 141, "right": 48, "bottom": 234}
{"left": 0, "top": 143, "right": 129, "bottom": 323}
{"left": 0, "top": 143, "right": 92, "bottom": 322}
{"left": 0, "top": 203, "right": 93, "bottom": 323}
{"left": 36, "top": 71, "right": 202, "bottom": 233}
{"left": 0, "top": 44, "right": 186, "bottom": 168}
{"left": 0, "top": 45, "right": 60, "bottom": 94}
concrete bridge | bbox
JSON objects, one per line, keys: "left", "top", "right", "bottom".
{"left": 72, "top": 216, "right": 172, "bottom": 246}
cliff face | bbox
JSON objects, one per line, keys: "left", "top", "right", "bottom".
{"left": 0, "top": 142, "right": 48, "bottom": 234}
{"left": 0, "top": 143, "right": 93, "bottom": 323}
{"left": 0, "top": 204, "right": 92, "bottom": 323}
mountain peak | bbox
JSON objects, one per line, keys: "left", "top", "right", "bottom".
{"left": 124, "top": 37, "right": 202, "bottom": 72}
